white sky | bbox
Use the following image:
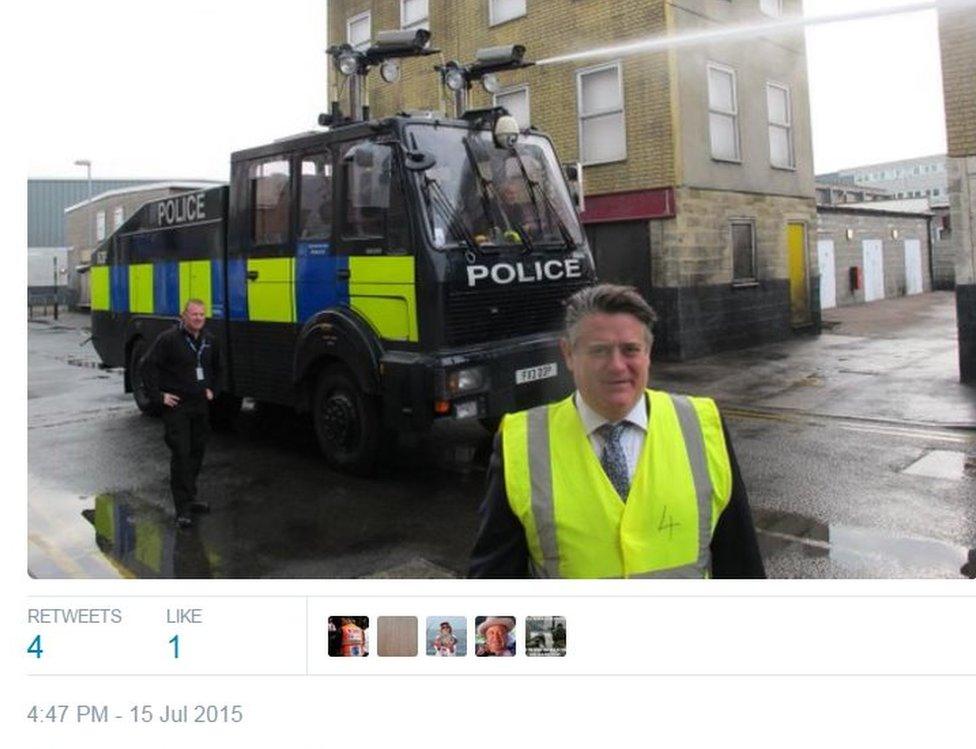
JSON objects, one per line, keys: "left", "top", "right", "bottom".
{"left": 11, "top": 0, "right": 960, "bottom": 182}
{"left": 804, "top": 0, "right": 946, "bottom": 173}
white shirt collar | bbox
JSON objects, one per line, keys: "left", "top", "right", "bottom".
{"left": 574, "top": 391, "right": 648, "bottom": 437}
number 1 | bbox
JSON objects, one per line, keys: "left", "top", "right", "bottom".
{"left": 169, "top": 634, "right": 179, "bottom": 659}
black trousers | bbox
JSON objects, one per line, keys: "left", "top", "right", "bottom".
{"left": 162, "top": 398, "right": 210, "bottom": 514}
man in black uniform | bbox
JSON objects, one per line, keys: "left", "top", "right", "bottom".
{"left": 142, "top": 299, "right": 221, "bottom": 528}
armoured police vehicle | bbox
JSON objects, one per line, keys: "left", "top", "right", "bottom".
{"left": 90, "top": 30, "right": 595, "bottom": 473}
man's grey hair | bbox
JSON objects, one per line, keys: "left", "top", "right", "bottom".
{"left": 564, "top": 284, "right": 658, "bottom": 347}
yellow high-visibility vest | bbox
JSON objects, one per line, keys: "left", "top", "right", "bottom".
{"left": 502, "top": 389, "right": 733, "bottom": 578}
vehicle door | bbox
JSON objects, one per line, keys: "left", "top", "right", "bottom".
{"left": 233, "top": 154, "right": 297, "bottom": 402}
{"left": 335, "top": 139, "right": 417, "bottom": 345}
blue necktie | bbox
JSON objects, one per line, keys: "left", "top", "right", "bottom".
{"left": 600, "top": 422, "right": 630, "bottom": 501}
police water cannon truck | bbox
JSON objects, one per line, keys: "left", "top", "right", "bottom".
{"left": 90, "top": 29, "right": 596, "bottom": 474}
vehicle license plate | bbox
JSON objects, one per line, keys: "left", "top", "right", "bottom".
{"left": 515, "top": 362, "right": 558, "bottom": 385}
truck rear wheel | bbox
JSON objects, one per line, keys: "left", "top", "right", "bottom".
{"left": 129, "top": 339, "right": 160, "bottom": 416}
{"left": 312, "top": 365, "right": 386, "bottom": 475}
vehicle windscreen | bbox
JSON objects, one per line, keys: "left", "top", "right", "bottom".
{"left": 405, "top": 124, "right": 583, "bottom": 251}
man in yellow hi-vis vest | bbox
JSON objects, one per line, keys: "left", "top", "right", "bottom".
{"left": 468, "top": 284, "right": 765, "bottom": 578}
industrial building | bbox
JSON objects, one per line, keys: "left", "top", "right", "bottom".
{"left": 63, "top": 181, "right": 221, "bottom": 308}
{"left": 816, "top": 156, "right": 954, "bottom": 289}
{"left": 815, "top": 202, "right": 933, "bottom": 312}
{"left": 28, "top": 178, "right": 158, "bottom": 308}
{"left": 327, "top": 0, "right": 819, "bottom": 358}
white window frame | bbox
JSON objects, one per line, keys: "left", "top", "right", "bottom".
{"left": 347, "top": 11, "right": 371, "bottom": 51}
{"left": 493, "top": 84, "right": 530, "bottom": 129}
{"left": 400, "top": 0, "right": 428, "bottom": 30}
{"left": 489, "top": 0, "right": 527, "bottom": 27}
{"left": 707, "top": 62, "right": 740, "bottom": 163}
{"left": 760, "top": 0, "right": 782, "bottom": 17}
{"left": 112, "top": 205, "right": 125, "bottom": 230}
{"left": 766, "top": 80, "right": 794, "bottom": 169}
{"left": 96, "top": 210, "right": 106, "bottom": 241}
{"left": 576, "top": 60, "right": 627, "bottom": 166}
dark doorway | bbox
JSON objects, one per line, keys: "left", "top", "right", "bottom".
{"left": 584, "top": 220, "right": 652, "bottom": 300}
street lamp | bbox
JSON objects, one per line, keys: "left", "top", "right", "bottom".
{"left": 73, "top": 159, "right": 93, "bottom": 314}
{"left": 73, "top": 159, "right": 93, "bottom": 251}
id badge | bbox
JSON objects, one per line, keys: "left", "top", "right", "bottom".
{"left": 196, "top": 366, "right": 204, "bottom": 381}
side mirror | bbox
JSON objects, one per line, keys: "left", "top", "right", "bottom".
{"left": 403, "top": 150, "right": 437, "bottom": 171}
{"left": 563, "top": 161, "right": 584, "bottom": 213}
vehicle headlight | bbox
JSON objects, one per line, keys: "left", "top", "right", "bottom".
{"left": 447, "top": 367, "right": 486, "bottom": 395}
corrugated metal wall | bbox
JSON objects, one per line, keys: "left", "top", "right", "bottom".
{"left": 27, "top": 179, "right": 155, "bottom": 248}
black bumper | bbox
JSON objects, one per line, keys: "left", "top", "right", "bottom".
{"left": 379, "top": 333, "right": 573, "bottom": 431}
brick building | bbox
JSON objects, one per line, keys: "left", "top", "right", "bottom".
{"left": 937, "top": 1, "right": 976, "bottom": 382}
{"left": 327, "top": 0, "right": 818, "bottom": 358}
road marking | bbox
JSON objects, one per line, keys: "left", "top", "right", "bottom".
{"left": 757, "top": 528, "right": 831, "bottom": 550}
{"left": 723, "top": 406, "right": 975, "bottom": 445}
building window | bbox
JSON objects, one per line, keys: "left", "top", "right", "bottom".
{"left": 96, "top": 210, "right": 106, "bottom": 241}
{"left": 347, "top": 11, "right": 371, "bottom": 51}
{"left": 489, "top": 0, "right": 526, "bottom": 26}
{"left": 766, "top": 82, "right": 794, "bottom": 169}
{"left": 401, "top": 0, "right": 428, "bottom": 30}
{"left": 760, "top": 0, "right": 782, "bottom": 16}
{"left": 249, "top": 159, "right": 291, "bottom": 246}
{"left": 112, "top": 205, "right": 125, "bottom": 230}
{"left": 576, "top": 62, "right": 626, "bottom": 165}
{"left": 731, "top": 221, "right": 756, "bottom": 281}
{"left": 707, "top": 63, "right": 739, "bottom": 162}
{"left": 494, "top": 85, "right": 530, "bottom": 129}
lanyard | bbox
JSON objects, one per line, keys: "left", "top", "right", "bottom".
{"left": 183, "top": 332, "right": 209, "bottom": 370}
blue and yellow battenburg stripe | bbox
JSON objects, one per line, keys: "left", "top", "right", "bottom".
{"left": 90, "top": 243, "right": 418, "bottom": 343}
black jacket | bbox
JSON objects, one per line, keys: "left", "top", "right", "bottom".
{"left": 142, "top": 324, "right": 222, "bottom": 405}
{"left": 468, "top": 416, "right": 766, "bottom": 579}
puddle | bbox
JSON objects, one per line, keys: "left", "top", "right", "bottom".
{"left": 753, "top": 508, "right": 972, "bottom": 578}
{"left": 62, "top": 355, "right": 107, "bottom": 369}
{"left": 80, "top": 493, "right": 216, "bottom": 578}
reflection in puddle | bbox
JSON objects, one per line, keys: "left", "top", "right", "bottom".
{"left": 83, "top": 493, "right": 215, "bottom": 578}
{"left": 754, "top": 508, "right": 972, "bottom": 578}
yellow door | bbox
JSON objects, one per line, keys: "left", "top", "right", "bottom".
{"left": 787, "top": 222, "right": 810, "bottom": 326}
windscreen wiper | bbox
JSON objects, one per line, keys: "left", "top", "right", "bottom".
{"left": 511, "top": 147, "right": 577, "bottom": 251}
{"left": 423, "top": 173, "right": 480, "bottom": 253}
{"left": 463, "top": 136, "right": 536, "bottom": 253}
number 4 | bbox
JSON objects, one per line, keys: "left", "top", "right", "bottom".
{"left": 658, "top": 507, "right": 680, "bottom": 539}
{"left": 27, "top": 635, "right": 43, "bottom": 659}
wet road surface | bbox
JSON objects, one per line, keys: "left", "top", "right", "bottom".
{"left": 27, "top": 294, "right": 976, "bottom": 579}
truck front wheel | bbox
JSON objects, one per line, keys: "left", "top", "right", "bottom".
{"left": 129, "top": 339, "right": 160, "bottom": 416}
{"left": 312, "top": 365, "right": 386, "bottom": 475}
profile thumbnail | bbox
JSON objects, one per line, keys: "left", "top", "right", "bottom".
{"left": 426, "top": 616, "right": 466, "bottom": 656}
{"left": 377, "top": 616, "right": 418, "bottom": 657}
{"left": 328, "top": 616, "right": 369, "bottom": 657}
{"left": 475, "top": 616, "right": 516, "bottom": 657}
{"left": 525, "top": 616, "right": 566, "bottom": 657}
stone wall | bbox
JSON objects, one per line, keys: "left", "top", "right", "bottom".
{"left": 815, "top": 208, "right": 933, "bottom": 307}
{"left": 948, "top": 156, "right": 976, "bottom": 381}
{"left": 647, "top": 188, "right": 816, "bottom": 359}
